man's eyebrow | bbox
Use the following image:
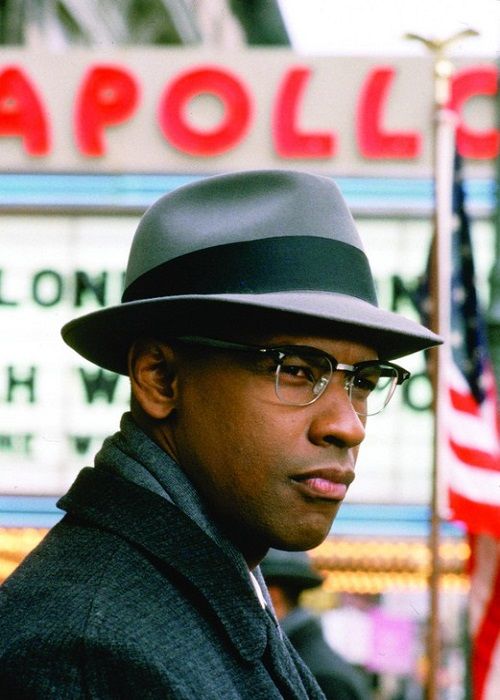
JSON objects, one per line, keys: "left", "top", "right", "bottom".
{"left": 266, "top": 344, "right": 329, "bottom": 354}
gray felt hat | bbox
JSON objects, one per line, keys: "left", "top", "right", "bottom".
{"left": 260, "top": 549, "right": 324, "bottom": 590}
{"left": 61, "top": 169, "right": 441, "bottom": 374}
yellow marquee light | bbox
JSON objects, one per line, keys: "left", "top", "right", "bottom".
{"left": 0, "top": 528, "right": 47, "bottom": 582}
{"left": 1, "top": 528, "right": 471, "bottom": 595}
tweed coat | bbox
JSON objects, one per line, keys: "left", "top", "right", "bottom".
{"left": 0, "top": 467, "right": 325, "bottom": 699}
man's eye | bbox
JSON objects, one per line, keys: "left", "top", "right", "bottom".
{"left": 280, "top": 360, "right": 316, "bottom": 382}
{"left": 352, "top": 373, "right": 377, "bottom": 394}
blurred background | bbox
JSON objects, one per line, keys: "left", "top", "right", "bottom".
{"left": 0, "top": 1, "right": 499, "bottom": 698}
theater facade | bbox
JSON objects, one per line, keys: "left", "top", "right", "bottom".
{"left": 0, "top": 48, "right": 497, "bottom": 604}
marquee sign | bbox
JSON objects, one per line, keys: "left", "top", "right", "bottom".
{"left": 0, "top": 49, "right": 497, "bottom": 176}
{"left": 1, "top": 213, "right": 495, "bottom": 501}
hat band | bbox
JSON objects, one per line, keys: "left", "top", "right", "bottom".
{"left": 122, "top": 236, "right": 377, "bottom": 305}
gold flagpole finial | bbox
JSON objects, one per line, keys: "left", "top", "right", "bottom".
{"left": 404, "top": 29, "right": 480, "bottom": 105}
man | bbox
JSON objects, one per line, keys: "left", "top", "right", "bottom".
{"left": 0, "top": 170, "right": 440, "bottom": 698}
{"left": 261, "top": 549, "right": 371, "bottom": 700}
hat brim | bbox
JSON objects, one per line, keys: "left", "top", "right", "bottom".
{"left": 61, "top": 292, "right": 441, "bottom": 375}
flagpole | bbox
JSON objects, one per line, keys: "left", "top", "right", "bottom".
{"left": 405, "top": 29, "right": 478, "bottom": 700}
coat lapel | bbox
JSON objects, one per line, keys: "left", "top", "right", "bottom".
{"left": 58, "top": 467, "right": 268, "bottom": 662}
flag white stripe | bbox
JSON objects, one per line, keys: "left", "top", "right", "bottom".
{"left": 446, "top": 409, "right": 500, "bottom": 453}
{"left": 444, "top": 361, "right": 500, "bottom": 457}
{"left": 445, "top": 458, "right": 500, "bottom": 504}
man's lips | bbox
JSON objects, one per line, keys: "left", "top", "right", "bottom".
{"left": 290, "top": 468, "right": 354, "bottom": 501}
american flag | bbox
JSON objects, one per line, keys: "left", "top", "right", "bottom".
{"left": 419, "top": 155, "right": 500, "bottom": 699}
{"left": 440, "top": 158, "right": 500, "bottom": 536}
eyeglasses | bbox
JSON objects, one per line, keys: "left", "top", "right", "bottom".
{"left": 175, "top": 335, "right": 410, "bottom": 416}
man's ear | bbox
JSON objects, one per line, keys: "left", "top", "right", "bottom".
{"left": 128, "top": 339, "right": 178, "bottom": 420}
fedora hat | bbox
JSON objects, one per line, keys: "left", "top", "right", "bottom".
{"left": 61, "top": 169, "right": 441, "bottom": 374}
{"left": 260, "top": 549, "right": 324, "bottom": 591}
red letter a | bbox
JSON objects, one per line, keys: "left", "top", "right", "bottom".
{"left": 0, "top": 66, "right": 50, "bottom": 155}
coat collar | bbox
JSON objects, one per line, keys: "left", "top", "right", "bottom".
{"left": 57, "top": 467, "right": 269, "bottom": 662}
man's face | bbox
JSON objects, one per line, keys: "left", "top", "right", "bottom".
{"left": 161, "top": 332, "right": 375, "bottom": 565}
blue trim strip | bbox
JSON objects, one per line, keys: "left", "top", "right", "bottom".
{"left": 0, "top": 496, "right": 61, "bottom": 528}
{"left": 330, "top": 503, "right": 465, "bottom": 538}
{"left": 0, "top": 173, "right": 199, "bottom": 209}
{"left": 0, "top": 173, "right": 494, "bottom": 214}
{"left": 0, "top": 496, "right": 465, "bottom": 536}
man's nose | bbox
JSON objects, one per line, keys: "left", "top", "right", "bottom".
{"left": 307, "top": 376, "right": 366, "bottom": 448}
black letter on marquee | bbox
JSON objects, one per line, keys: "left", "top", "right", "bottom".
{"left": 7, "top": 366, "right": 36, "bottom": 403}
{"left": 78, "top": 368, "right": 121, "bottom": 404}
{"left": 74, "top": 271, "right": 108, "bottom": 307}
{"left": 0, "top": 270, "right": 18, "bottom": 306}
{"left": 390, "top": 275, "right": 419, "bottom": 313}
{"left": 69, "top": 435, "right": 93, "bottom": 455}
{"left": 32, "top": 269, "right": 63, "bottom": 307}
{"left": 23, "top": 433, "right": 34, "bottom": 455}
{"left": 0, "top": 434, "right": 13, "bottom": 450}
{"left": 402, "top": 371, "right": 432, "bottom": 412}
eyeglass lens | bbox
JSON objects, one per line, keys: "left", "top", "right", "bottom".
{"left": 275, "top": 351, "right": 399, "bottom": 415}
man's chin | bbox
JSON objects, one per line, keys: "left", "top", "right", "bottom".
{"left": 269, "top": 520, "right": 337, "bottom": 553}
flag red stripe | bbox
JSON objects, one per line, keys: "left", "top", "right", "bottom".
{"left": 449, "top": 387, "right": 480, "bottom": 415}
{"left": 449, "top": 439, "right": 500, "bottom": 472}
{"left": 472, "top": 553, "right": 500, "bottom": 699}
{"left": 449, "top": 491, "right": 500, "bottom": 538}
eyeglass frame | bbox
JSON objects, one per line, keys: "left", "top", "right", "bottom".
{"left": 173, "top": 335, "right": 410, "bottom": 416}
